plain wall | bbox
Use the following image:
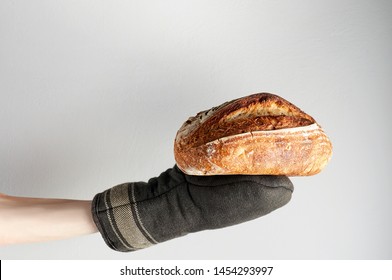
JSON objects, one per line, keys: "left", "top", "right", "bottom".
{"left": 0, "top": 0, "right": 391, "bottom": 259}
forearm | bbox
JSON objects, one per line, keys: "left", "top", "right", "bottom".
{"left": 0, "top": 193, "right": 98, "bottom": 246}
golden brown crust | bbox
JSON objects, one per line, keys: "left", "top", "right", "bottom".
{"left": 174, "top": 93, "right": 332, "bottom": 176}
{"left": 191, "top": 115, "right": 314, "bottom": 147}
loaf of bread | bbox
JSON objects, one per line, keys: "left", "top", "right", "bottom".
{"left": 174, "top": 93, "right": 332, "bottom": 176}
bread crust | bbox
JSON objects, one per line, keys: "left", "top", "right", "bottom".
{"left": 174, "top": 93, "right": 332, "bottom": 176}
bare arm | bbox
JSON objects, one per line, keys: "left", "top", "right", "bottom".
{"left": 0, "top": 193, "right": 98, "bottom": 246}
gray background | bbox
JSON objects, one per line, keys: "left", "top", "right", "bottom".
{"left": 0, "top": 0, "right": 391, "bottom": 259}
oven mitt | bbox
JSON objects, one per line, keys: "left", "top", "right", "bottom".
{"left": 91, "top": 165, "right": 294, "bottom": 252}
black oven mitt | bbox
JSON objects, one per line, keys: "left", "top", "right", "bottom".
{"left": 91, "top": 165, "right": 293, "bottom": 252}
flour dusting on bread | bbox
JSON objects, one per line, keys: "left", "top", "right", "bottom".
{"left": 174, "top": 93, "right": 332, "bottom": 176}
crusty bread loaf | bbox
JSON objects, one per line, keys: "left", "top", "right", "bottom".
{"left": 174, "top": 93, "right": 332, "bottom": 176}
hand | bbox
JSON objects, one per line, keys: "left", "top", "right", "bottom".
{"left": 92, "top": 165, "right": 294, "bottom": 252}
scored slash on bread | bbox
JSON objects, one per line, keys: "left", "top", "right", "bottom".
{"left": 174, "top": 93, "right": 333, "bottom": 176}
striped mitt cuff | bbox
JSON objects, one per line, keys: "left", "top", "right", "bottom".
{"left": 91, "top": 165, "right": 294, "bottom": 252}
{"left": 91, "top": 182, "right": 158, "bottom": 251}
